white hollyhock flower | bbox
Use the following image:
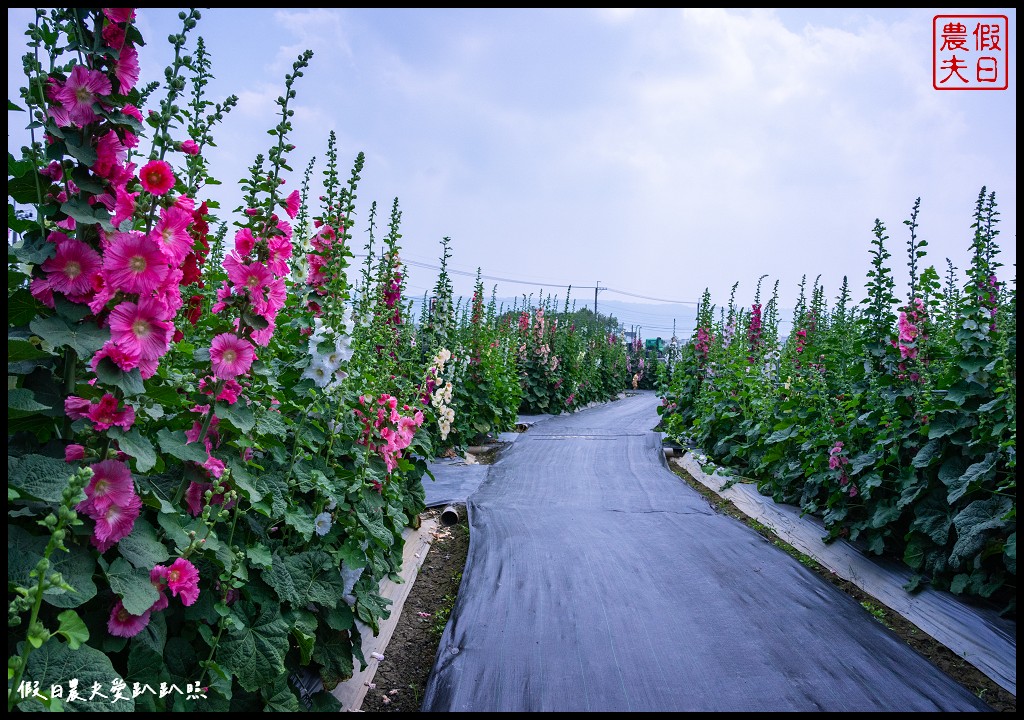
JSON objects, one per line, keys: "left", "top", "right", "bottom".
{"left": 314, "top": 511, "right": 332, "bottom": 536}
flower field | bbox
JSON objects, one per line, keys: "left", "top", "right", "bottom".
{"left": 7, "top": 9, "right": 629, "bottom": 711}
{"left": 658, "top": 193, "right": 1016, "bottom": 614}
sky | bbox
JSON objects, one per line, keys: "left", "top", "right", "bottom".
{"left": 7, "top": 8, "right": 1017, "bottom": 338}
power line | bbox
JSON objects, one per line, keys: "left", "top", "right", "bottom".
{"left": 602, "top": 287, "right": 700, "bottom": 304}
{"left": 353, "top": 253, "right": 703, "bottom": 303}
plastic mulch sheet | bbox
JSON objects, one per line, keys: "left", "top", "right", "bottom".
{"left": 420, "top": 392, "right": 995, "bottom": 712}
{"left": 422, "top": 459, "right": 491, "bottom": 509}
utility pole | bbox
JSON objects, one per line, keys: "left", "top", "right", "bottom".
{"left": 594, "top": 281, "right": 600, "bottom": 317}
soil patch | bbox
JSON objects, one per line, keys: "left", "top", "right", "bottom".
{"left": 358, "top": 510, "right": 470, "bottom": 712}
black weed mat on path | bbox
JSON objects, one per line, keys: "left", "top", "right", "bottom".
{"left": 420, "top": 391, "right": 995, "bottom": 712}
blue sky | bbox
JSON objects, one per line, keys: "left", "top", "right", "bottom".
{"left": 8, "top": 8, "right": 1017, "bottom": 336}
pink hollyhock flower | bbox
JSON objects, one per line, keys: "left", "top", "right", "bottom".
{"left": 65, "top": 396, "right": 93, "bottom": 420}
{"left": 65, "top": 444, "right": 86, "bottom": 462}
{"left": 848, "top": 485, "right": 859, "bottom": 498}
{"left": 93, "top": 129, "right": 129, "bottom": 179}
{"left": 151, "top": 205, "right": 194, "bottom": 265}
{"left": 210, "top": 333, "right": 255, "bottom": 379}
{"left": 225, "top": 255, "right": 272, "bottom": 297}
{"left": 233, "top": 228, "right": 256, "bottom": 256}
{"left": 110, "top": 183, "right": 138, "bottom": 228}
{"left": 103, "top": 8, "right": 136, "bottom": 23}
{"left": 164, "top": 557, "right": 201, "bottom": 606}
{"left": 77, "top": 459, "right": 136, "bottom": 517}
{"left": 40, "top": 160, "right": 63, "bottom": 181}
{"left": 113, "top": 41, "right": 140, "bottom": 93}
{"left": 86, "top": 393, "right": 136, "bottom": 431}
{"left": 107, "top": 599, "right": 151, "bottom": 638}
{"left": 250, "top": 319, "right": 277, "bottom": 347}
{"left": 267, "top": 235, "right": 293, "bottom": 276}
{"left": 185, "top": 481, "right": 211, "bottom": 516}
{"left": 91, "top": 338, "right": 142, "bottom": 374}
{"left": 210, "top": 281, "right": 233, "bottom": 314}
{"left": 41, "top": 238, "right": 102, "bottom": 297}
{"left": 216, "top": 379, "right": 242, "bottom": 405}
{"left": 55, "top": 65, "right": 112, "bottom": 127}
{"left": 29, "top": 276, "right": 54, "bottom": 308}
{"left": 91, "top": 492, "right": 142, "bottom": 551}
{"left": 180, "top": 139, "right": 200, "bottom": 155}
{"left": 285, "top": 189, "right": 301, "bottom": 219}
{"left": 108, "top": 298, "right": 173, "bottom": 361}
{"left": 203, "top": 455, "right": 226, "bottom": 478}
{"left": 122, "top": 103, "right": 143, "bottom": 122}
{"left": 103, "top": 231, "right": 168, "bottom": 294}
{"left": 138, "top": 159, "right": 175, "bottom": 196}
{"left": 149, "top": 590, "right": 169, "bottom": 613}
{"left": 897, "top": 312, "right": 918, "bottom": 343}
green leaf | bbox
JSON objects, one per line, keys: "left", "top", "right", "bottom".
{"left": 8, "top": 387, "right": 52, "bottom": 417}
{"left": 157, "top": 427, "right": 210, "bottom": 464}
{"left": 60, "top": 197, "right": 109, "bottom": 227}
{"left": 255, "top": 409, "right": 287, "bottom": 437}
{"left": 8, "top": 289, "right": 40, "bottom": 327}
{"left": 284, "top": 505, "right": 315, "bottom": 542}
{"left": 63, "top": 132, "right": 98, "bottom": 167}
{"left": 288, "top": 608, "right": 318, "bottom": 665}
{"left": 117, "top": 517, "right": 170, "bottom": 569}
{"left": 311, "top": 628, "right": 355, "bottom": 689}
{"left": 24, "top": 638, "right": 134, "bottom": 711}
{"left": 107, "top": 557, "right": 160, "bottom": 615}
{"left": 8, "top": 338, "right": 52, "bottom": 362}
{"left": 911, "top": 439, "right": 940, "bottom": 468}
{"left": 30, "top": 314, "right": 109, "bottom": 357}
{"left": 8, "top": 453, "right": 76, "bottom": 503}
{"left": 849, "top": 451, "right": 876, "bottom": 476}
{"left": 353, "top": 575, "right": 392, "bottom": 633}
{"left": 133, "top": 607, "right": 168, "bottom": 657}
{"left": 355, "top": 496, "right": 394, "bottom": 548}
{"left": 262, "top": 676, "right": 303, "bottom": 712}
{"left": 949, "top": 496, "right": 1014, "bottom": 570}
{"left": 323, "top": 602, "right": 354, "bottom": 632}
{"left": 8, "top": 527, "right": 98, "bottom": 608}
{"left": 946, "top": 453, "right": 997, "bottom": 504}
{"left": 246, "top": 544, "right": 273, "bottom": 570}
{"left": 264, "top": 551, "right": 345, "bottom": 609}
{"left": 127, "top": 643, "right": 170, "bottom": 711}
{"left": 216, "top": 400, "right": 255, "bottom": 434}
{"left": 56, "top": 609, "right": 90, "bottom": 650}
{"left": 95, "top": 356, "right": 146, "bottom": 396}
{"left": 109, "top": 427, "right": 157, "bottom": 472}
{"left": 217, "top": 601, "right": 290, "bottom": 693}
{"left": 765, "top": 424, "right": 798, "bottom": 443}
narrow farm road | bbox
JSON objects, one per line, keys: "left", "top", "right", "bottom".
{"left": 420, "top": 391, "right": 992, "bottom": 712}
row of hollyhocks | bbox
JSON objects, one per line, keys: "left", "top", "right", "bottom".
{"left": 659, "top": 193, "right": 1015, "bottom": 612}
{"left": 7, "top": 8, "right": 456, "bottom": 713}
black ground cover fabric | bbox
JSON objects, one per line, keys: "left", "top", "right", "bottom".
{"left": 422, "top": 459, "right": 490, "bottom": 509}
{"left": 420, "top": 392, "right": 993, "bottom": 712}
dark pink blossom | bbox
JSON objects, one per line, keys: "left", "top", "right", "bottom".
{"left": 86, "top": 393, "right": 135, "bottom": 431}
{"left": 138, "top": 159, "right": 175, "bottom": 196}
{"left": 65, "top": 444, "right": 86, "bottom": 462}
{"left": 107, "top": 599, "right": 150, "bottom": 638}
